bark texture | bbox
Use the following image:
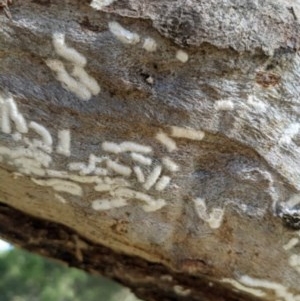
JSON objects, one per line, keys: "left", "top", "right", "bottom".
{"left": 1, "top": 0, "right": 300, "bottom": 300}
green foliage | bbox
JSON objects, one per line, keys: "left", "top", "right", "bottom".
{"left": 0, "top": 248, "right": 139, "bottom": 301}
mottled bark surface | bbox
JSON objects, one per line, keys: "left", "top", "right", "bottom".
{"left": 1, "top": 0, "right": 300, "bottom": 300}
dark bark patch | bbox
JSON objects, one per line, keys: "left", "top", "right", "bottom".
{"left": 255, "top": 71, "right": 281, "bottom": 88}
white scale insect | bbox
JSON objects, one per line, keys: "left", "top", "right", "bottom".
{"left": 46, "top": 33, "right": 100, "bottom": 101}
{"left": 105, "top": 20, "right": 189, "bottom": 63}
{"left": 0, "top": 94, "right": 71, "bottom": 179}
{"left": 0, "top": 19, "right": 207, "bottom": 215}
{"left": 90, "top": 0, "right": 117, "bottom": 10}
{"left": 94, "top": 126, "right": 205, "bottom": 210}
{"left": 94, "top": 138, "right": 176, "bottom": 211}
{"left": 0, "top": 92, "right": 210, "bottom": 217}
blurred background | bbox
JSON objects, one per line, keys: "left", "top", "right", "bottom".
{"left": 0, "top": 239, "right": 141, "bottom": 301}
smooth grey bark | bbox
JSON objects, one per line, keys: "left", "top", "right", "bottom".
{"left": 1, "top": 1, "right": 300, "bottom": 300}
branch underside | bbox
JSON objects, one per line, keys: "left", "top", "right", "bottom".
{"left": 0, "top": 202, "right": 258, "bottom": 301}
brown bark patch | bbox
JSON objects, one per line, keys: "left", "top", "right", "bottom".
{"left": 255, "top": 71, "right": 281, "bottom": 88}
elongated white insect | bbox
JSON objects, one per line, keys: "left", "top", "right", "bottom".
{"left": 239, "top": 276, "right": 286, "bottom": 291}
{"left": 6, "top": 146, "right": 52, "bottom": 167}
{"left": 112, "top": 188, "right": 166, "bottom": 212}
{"left": 171, "top": 126, "right": 205, "bottom": 141}
{"left": 133, "top": 166, "right": 145, "bottom": 183}
{"left": 162, "top": 157, "right": 180, "bottom": 172}
{"left": 49, "top": 33, "right": 101, "bottom": 100}
{"left": 47, "top": 170, "right": 105, "bottom": 185}
{"left": 23, "top": 137, "right": 52, "bottom": 154}
{"left": 19, "top": 166, "right": 46, "bottom": 177}
{"left": 69, "top": 154, "right": 107, "bottom": 175}
{"left": 56, "top": 129, "right": 71, "bottom": 156}
{"left": 46, "top": 59, "right": 92, "bottom": 101}
{"left": 15, "top": 156, "right": 46, "bottom": 177}
{"left": 239, "top": 275, "right": 298, "bottom": 301}
{"left": 106, "top": 159, "right": 132, "bottom": 177}
{"left": 283, "top": 238, "right": 299, "bottom": 251}
{"left": 103, "top": 176, "right": 130, "bottom": 186}
{"left": 52, "top": 33, "right": 87, "bottom": 66}
{"left": 156, "top": 131, "right": 177, "bottom": 152}
{"left": 0, "top": 94, "right": 27, "bottom": 134}
{"left": 193, "top": 198, "right": 224, "bottom": 229}
{"left": 72, "top": 66, "right": 101, "bottom": 95}
{"left": 29, "top": 121, "right": 53, "bottom": 147}
{"left": 130, "top": 152, "right": 152, "bottom": 165}
{"left": 222, "top": 279, "right": 266, "bottom": 298}
{"left": 155, "top": 176, "right": 171, "bottom": 191}
{"left": 3, "top": 146, "right": 27, "bottom": 158}
{"left": 69, "top": 175, "right": 103, "bottom": 184}
{"left": 78, "top": 154, "right": 98, "bottom": 175}
{"left": 112, "top": 187, "right": 153, "bottom": 204}
{"left": 102, "top": 141, "right": 152, "bottom": 154}
{"left": 94, "top": 168, "right": 108, "bottom": 176}
{"left": 90, "top": 0, "right": 116, "bottom": 10}
{"left": 31, "top": 178, "right": 83, "bottom": 196}
{"left": 47, "top": 170, "right": 69, "bottom": 178}
{"left": 1, "top": 100, "right": 11, "bottom": 133}
{"left": 120, "top": 142, "right": 152, "bottom": 153}
{"left": 142, "top": 199, "right": 166, "bottom": 212}
{"left": 14, "top": 157, "right": 42, "bottom": 168}
{"left": 102, "top": 141, "right": 122, "bottom": 153}
{"left": 193, "top": 198, "right": 209, "bottom": 220}
{"left": 144, "top": 165, "right": 162, "bottom": 190}
{"left": 108, "top": 21, "right": 140, "bottom": 45}
{"left": 92, "top": 198, "right": 127, "bottom": 211}
{"left": 173, "top": 286, "right": 191, "bottom": 297}
{"left": 29, "top": 149, "right": 52, "bottom": 167}
{"left": 6, "top": 96, "right": 28, "bottom": 133}
{"left": 289, "top": 254, "right": 300, "bottom": 268}
{"left": 54, "top": 194, "right": 67, "bottom": 204}
{"left": 94, "top": 184, "right": 112, "bottom": 192}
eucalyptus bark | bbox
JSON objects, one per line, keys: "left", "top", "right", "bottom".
{"left": 1, "top": 1, "right": 300, "bottom": 300}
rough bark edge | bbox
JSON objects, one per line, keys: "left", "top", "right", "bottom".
{"left": 0, "top": 202, "right": 260, "bottom": 301}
